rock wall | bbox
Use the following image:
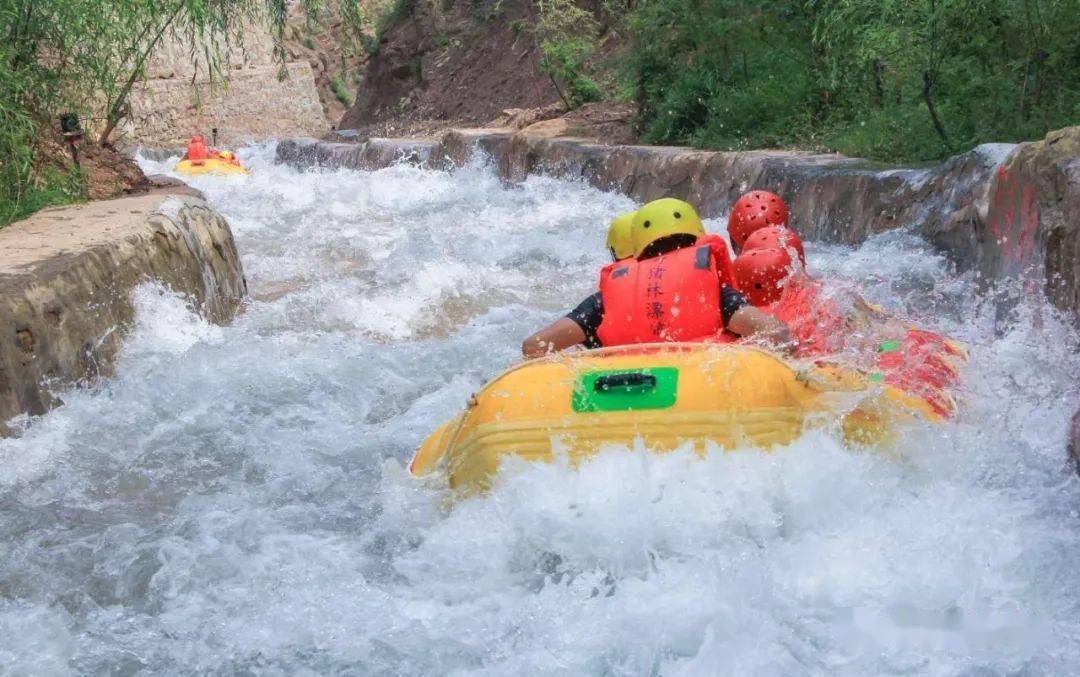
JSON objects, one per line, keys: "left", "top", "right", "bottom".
{"left": 121, "top": 19, "right": 328, "bottom": 147}
{"left": 277, "top": 128, "right": 1080, "bottom": 323}
{"left": 125, "top": 63, "right": 328, "bottom": 147}
{"left": 282, "top": 1, "right": 371, "bottom": 127}
{"left": 0, "top": 187, "right": 247, "bottom": 432}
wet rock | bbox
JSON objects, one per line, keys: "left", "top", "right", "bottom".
{"left": 430, "top": 128, "right": 512, "bottom": 169}
{"left": 0, "top": 187, "right": 247, "bottom": 432}
{"left": 1004, "top": 128, "right": 1080, "bottom": 315}
{"left": 274, "top": 138, "right": 324, "bottom": 167}
{"left": 914, "top": 127, "right": 1080, "bottom": 318}
{"left": 452, "top": 131, "right": 1008, "bottom": 247}
{"left": 274, "top": 132, "right": 1007, "bottom": 245}
{"left": 360, "top": 138, "right": 438, "bottom": 169}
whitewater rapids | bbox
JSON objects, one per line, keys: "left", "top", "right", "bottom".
{"left": 1, "top": 144, "right": 1079, "bottom": 674}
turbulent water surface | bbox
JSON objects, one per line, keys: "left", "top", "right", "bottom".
{"left": 2, "top": 144, "right": 1079, "bottom": 675}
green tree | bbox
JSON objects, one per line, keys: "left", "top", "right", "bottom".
{"left": 623, "top": 0, "right": 1080, "bottom": 160}
{"left": 628, "top": 0, "right": 819, "bottom": 148}
{"left": 814, "top": 0, "right": 1080, "bottom": 158}
{"left": 534, "top": 0, "right": 605, "bottom": 108}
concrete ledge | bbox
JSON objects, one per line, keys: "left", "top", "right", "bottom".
{"left": 277, "top": 132, "right": 1005, "bottom": 246}
{"left": 0, "top": 188, "right": 247, "bottom": 430}
{"left": 276, "top": 136, "right": 439, "bottom": 171}
{"left": 277, "top": 128, "right": 1080, "bottom": 324}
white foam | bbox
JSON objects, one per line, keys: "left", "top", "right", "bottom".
{"left": 0, "top": 145, "right": 1074, "bottom": 673}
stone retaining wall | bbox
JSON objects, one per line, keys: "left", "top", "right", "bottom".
{"left": 277, "top": 127, "right": 1080, "bottom": 322}
{"left": 120, "top": 17, "right": 328, "bottom": 146}
{"left": 0, "top": 187, "right": 247, "bottom": 432}
{"left": 125, "top": 63, "right": 328, "bottom": 147}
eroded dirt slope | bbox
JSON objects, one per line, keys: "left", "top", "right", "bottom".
{"left": 340, "top": 0, "right": 563, "bottom": 132}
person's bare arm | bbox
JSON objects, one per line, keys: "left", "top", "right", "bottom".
{"left": 727, "top": 306, "right": 792, "bottom": 347}
{"left": 522, "top": 317, "right": 587, "bottom": 359}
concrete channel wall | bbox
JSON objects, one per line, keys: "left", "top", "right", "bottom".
{"left": 0, "top": 186, "right": 247, "bottom": 433}
{"left": 277, "top": 127, "right": 1080, "bottom": 322}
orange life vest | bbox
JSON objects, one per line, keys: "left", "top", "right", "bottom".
{"left": 185, "top": 136, "right": 208, "bottom": 163}
{"left": 597, "top": 234, "right": 738, "bottom": 346}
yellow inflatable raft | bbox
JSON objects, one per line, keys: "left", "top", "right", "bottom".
{"left": 173, "top": 157, "right": 249, "bottom": 176}
{"left": 410, "top": 343, "right": 944, "bottom": 494}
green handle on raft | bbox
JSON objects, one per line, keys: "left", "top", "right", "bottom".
{"left": 878, "top": 339, "right": 901, "bottom": 353}
{"left": 573, "top": 368, "right": 679, "bottom": 413}
{"left": 594, "top": 372, "right": 657, "bottom": 393}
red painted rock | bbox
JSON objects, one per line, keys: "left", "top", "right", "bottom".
{"left": 1070, "top": 407, "right": 1080, "bottom": 474}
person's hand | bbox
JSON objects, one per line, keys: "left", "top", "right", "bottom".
{"left": 729, "top": 306, "right": 790, "bottom": 345}
{"left": 522, "top": 317, "right": 588, "bottom": 359}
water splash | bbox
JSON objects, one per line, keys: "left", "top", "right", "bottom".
{"left": 0, "top": 144, "right": 1077, "bottom": 674}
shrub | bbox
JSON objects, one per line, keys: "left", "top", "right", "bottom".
{"left": 534, "top": 0, "right": 607, "bottom": 108}
{"left": 331, "top": 74, "right": 355, "bottom": 106}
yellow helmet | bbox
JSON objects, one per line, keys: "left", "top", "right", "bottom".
{"left": 218, "top": 150, "right": 234, "bottom": 161}
{"left": 605, "top": 211, "right": 636, "bottom": 260}
{"left": 630, "top": 198, "right": 705, "bottom": 257}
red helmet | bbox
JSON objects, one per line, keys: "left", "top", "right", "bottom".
{"left": 733, "top": 246, "right": 795, "bottom": 307}
{"left": 742, "top": 225, "right": 805, "bottom": 264}
{"left": 727, "top": 190, "right": 789, "bottom": 251}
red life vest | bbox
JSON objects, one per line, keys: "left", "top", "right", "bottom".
{"left": 767, "top": 278, "right": 961, "bottom": 417}
{"left": 769, "top": 278, "right": 847, "bottom": 357}
{"left": 185, "top": 136, "right": 208, "bottom": 163}
{"left": 597, "top": 234, "right": 738, "bottom": 346}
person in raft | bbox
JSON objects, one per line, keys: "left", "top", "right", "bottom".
{"left": 725, "top": 190, "right": 853, "bottom": 355}
{"left": 726, "top": 189, "right": 912, "bottom": 353}
{"left": 182, "top": 135, "right": 243, "bottom": 167}
{"left": 726, "top": 189, "right": 791, "bottom": 256}
{"left": 522, "top": 198, "right": 791, "bottom": 358}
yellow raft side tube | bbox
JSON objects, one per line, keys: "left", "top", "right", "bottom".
{"left": 173, "top": 158, "right": 249, "bottom": 176}
{"left": 410, "top": 343, "right": 941, "bottom": 494}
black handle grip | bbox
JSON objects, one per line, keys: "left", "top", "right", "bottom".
{"left": 594, "top": 372, "right": 657, "bottom": 392}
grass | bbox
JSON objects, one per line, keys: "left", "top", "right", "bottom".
{"left": 330, "top": 75, "right": 355, "bottom": 106}
{"left": 0, "top": 185, "right": 85, "bottom": 228}
{"left": 0, "top": 168, "right": 86, "bottom": 228}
